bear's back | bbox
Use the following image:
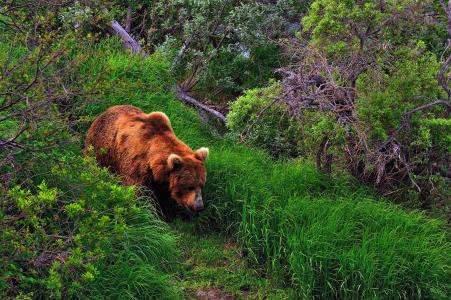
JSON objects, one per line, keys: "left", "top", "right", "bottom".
{"left": 85, "top": 105, "right": 181, "bottom": 184}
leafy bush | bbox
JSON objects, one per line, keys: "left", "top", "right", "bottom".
{"left": 356, "top": 43, "right": 443, "bottom": 141}
{"left": 227, "top": 80, "right": 345, "bottom": 161}
{"left": 269, "top": 0, "right": 451, "bottom": 211}
{"left": 354, "top": 43, "right": 449, "bottom": 209}
{"left": 0, "top": 155, "right": 180, "bottom": 299}
{"left": 227, "top": 81, "right": 302, "bottom": 158}
{"left": 195, "top": 45, "right": 283, "bottom": 101}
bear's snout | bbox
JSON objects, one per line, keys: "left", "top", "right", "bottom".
{"left": 192, "top": 191, "right": 204, "bottom": 212}
{"left": 172, "top": 188, "right": 205, "bottom": 212}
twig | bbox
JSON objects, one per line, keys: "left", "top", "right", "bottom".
{"left": 398, "top": 99, "right": 451, "bottom": 131}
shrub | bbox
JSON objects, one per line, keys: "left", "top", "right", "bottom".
{"left": 0, "top": 154, "right": 180, "bottom": 299}
{"left": 356, "top": 43, "right": 443, "bottom": 141}
{"left": 194, "top": 45, "right": 283, "bottom": 102}
{"left": 354, "top": 43, "right": 450, "bottom": 209}
{"left": 281, "top": 0, "right": 451, "bottom": 211}
{"left": 227, "top": 81, "right": 302, "bottom": 158}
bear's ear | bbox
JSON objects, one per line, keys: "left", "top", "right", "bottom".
{"left": 194, "top": 147, "right": 209, "bottom": 161}
{"left": 167, "top": 153, "right": 183, "bottom": 170}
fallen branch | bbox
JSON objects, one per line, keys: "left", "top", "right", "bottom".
{"left": 175, "top": 86, "right": 226, "bottom": 123}
{"left": 109, "top": 20, "right": 147, "bottom": 56}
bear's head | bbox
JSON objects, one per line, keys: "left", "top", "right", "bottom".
{"left": 166, "top": 147, "right": 208, "bottom": 212}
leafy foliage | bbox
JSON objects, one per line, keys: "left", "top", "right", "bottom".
{"left": 0, "top": 155, "right": 179, "bottom": 299}
{"left": 195, "top": 45, "right": 283, "bottom": 101}
{"left": 227, "top": 81, "right": 302, "bottom": 158}
{"left": 356, "top": 43, "right": 443, "bottom": 141}
{"left": 128, "top": 0, "right": 297, "bottom": 93}
{"left": 262, "top": 0, "right": 451, "bottom": 211}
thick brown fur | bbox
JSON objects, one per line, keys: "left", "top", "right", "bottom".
{"left": 85, "top": 105, "right": 208, "bottom": 212}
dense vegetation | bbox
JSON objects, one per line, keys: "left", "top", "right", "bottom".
{"left": 1, "top": 1, "right": 450, "bottom": 299}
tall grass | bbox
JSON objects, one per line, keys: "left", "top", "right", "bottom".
{"left": 203, "top": 149, "right": 450, "bottom": 299}
{"left": 80, "top": 39, "right": 450, "bottom": 299}
{"left": 84, "top": 206, "right": 181, "bottom": 300}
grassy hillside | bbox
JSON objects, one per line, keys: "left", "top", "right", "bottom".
{"left": 78, "top": 40, "right": 449, "bottom": 299}
{"left": 2, "top": 38, "right": 449, "bottom": 299}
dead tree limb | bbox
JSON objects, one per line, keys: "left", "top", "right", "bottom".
{"left": 398, "top": 99, "right": 451, "bottom": 131}
{"left": 175, "top": 86, "right": 226, "bottom": 124}
{"left": 125, "top": 4, "right": 132, "bottom": 33}
{"left": 109, "top": 20, "right": 147, "bottom": 56}
{"left": 171, "top": 36, "right": 192, "bottom": 71}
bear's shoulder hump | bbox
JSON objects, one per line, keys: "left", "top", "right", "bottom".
{"left": 144, "top": 112, "right": 173, "bottom": 132}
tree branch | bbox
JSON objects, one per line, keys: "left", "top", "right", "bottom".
{"left": 175, "top": 86, "right": 226, "bottom": 124}
{"left": 398, "top": 99, "right": 451, "bottom": 131}
{"left": 109, "top": 20, "right": 147, "bottom": 56}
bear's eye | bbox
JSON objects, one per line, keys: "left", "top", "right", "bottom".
{"left": 187, "top": 186, "right": 195, "bottom": 192}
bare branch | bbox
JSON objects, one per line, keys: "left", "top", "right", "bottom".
{"left": 398, "top": 99, "right": 451, "bottom": 131}
{"left": 175, "top": 86, "right": 226, "bottom": 124}
{"left": 0, "top": 126, "right": 28, "bottom": 148}
{"left": 109, "top": 20, "right": 147, "bottom": 56}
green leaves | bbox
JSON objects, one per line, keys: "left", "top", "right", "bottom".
{"left": 1, "top": 153, "right": 178, "bottom": 298}
{"left": 9, "top": 181, "right": 58, "bottom": 214}
{"left": 227, "top": 81, "right": 304, "bottom": 158}
{"left": 65, "top": 203, "right": 84, "bottom": 219}
{"left": 356, "top": 44, "right": 442, "bottom": 141}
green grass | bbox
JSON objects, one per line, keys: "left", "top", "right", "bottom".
{"left": 75, "top": 39, "right": 450, "bottom": 299}
{"left": 85, "top": 207, "right": 182, "bottom": 300}
{"left": 172, "top": 220, "right": 295, "bottom": 299}
{"left": 199, "top": 148, "right": 450, "bottom": 299}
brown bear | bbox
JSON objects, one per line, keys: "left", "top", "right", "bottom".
{"left": 85, "top": 105, "right": 208, "bottom": 212}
